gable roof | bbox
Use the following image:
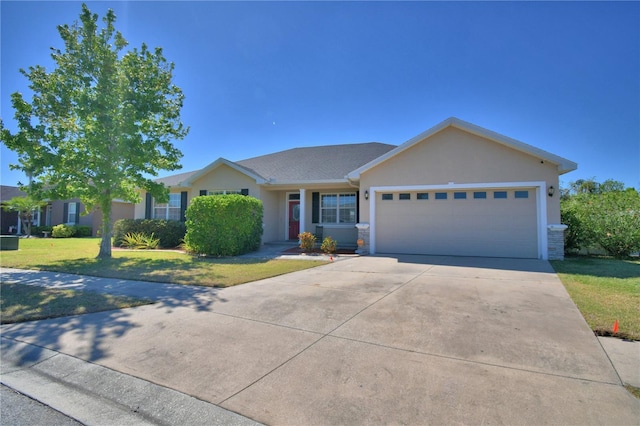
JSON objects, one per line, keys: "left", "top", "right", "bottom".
{"left": 236, "top": 142, "right": 396, "bottom": 183}
{"left": 155, "top": 170, "right": 199, "bottom": 187}
{"left": 181, "top": 158, "right": 268, "bottom": 187}
{"left": 166, "top": 142, "right": 396, "bottom": 187}
{"left": 347, "top": 117, "right": 578, "bottom": 180}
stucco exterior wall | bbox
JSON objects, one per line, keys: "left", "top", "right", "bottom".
{"left": 359, "top": 127, "right": 561, "bottom": 224}
{"left": 260, "top": 190, "right": 280, "bottom": 243}
{"left": 190, "top": 164, "right": 261, "bottom": 201}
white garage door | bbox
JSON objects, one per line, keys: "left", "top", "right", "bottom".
{"left": 375, "top": 188, "right": 538, "bottom": 258}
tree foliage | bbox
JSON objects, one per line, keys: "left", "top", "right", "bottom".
{"left": 1, "top": 196, "right": 47, "bottom": 237}
{"left": 0, "top": 4, "right": 188, "bottom": 258}
{"left": 184, "top": 195, "right": 263, "bottom": 256}
{"left": 561, "top": 179, "right": 640, "bottom": 258}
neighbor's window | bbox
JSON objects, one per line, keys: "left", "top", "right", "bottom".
{"left": 381, "top": 193, "right": 393, "bottom": 201}
{"left": 435, "top": 192, "right": 447, "bottom": 200}
{"left": 321, "top": 193, "right": 356, "bottom": 224}
{"left": 417, "top": 193, "right": 429, "bottom": 200}
{"left": 399, "top": 193, "right": 411, "bottom": 200}
{"left": 67, "top": 202, "right": 77, "bottom": 223}
{"left": 494, "top": 191, "right": 508, "bottom": 199}
{"left": 515, "top": 190, "right": 529, "bottom": 199}
{"left": 154, "top": 193, "right": 181, "bottom": 220}
{"left": 473, "top": 191, "right": 487, "bottom": 199}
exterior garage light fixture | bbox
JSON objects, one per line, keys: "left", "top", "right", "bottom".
{"left": 364, "top": 190, "right": 369, "bottom": 200}
{"left": 548, "top": 185, "right": 555, "bottom": 197}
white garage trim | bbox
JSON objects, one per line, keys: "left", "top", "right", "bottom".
{"left": 368, "top": 181, "right": 548, "bottom": 259}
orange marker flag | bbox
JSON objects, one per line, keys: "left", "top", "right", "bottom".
{"left": 613, "top": 320, "right": 619, "bottom": 334}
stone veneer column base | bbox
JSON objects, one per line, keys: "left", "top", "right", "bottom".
{"left": 355, "top": 223, "right": 370, "bottom": 255}
{"left": 547, "top": 224, "right": 568, "bottom": 261}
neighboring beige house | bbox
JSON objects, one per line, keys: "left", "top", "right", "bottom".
{"left": 135, "top": 117, "right": 577, "bottom": 260}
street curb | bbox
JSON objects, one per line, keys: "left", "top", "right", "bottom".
{"left": 1, "top": 338, "right": 262, "bottom": 426}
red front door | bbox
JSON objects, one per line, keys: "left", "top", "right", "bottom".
{"left": 288, "top": 200, "right": 300, "bottom": 240}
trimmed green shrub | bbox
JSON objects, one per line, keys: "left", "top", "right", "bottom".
{"left": 121, "top": 232, "right": 160, "bottom": 250}
{"left": 52, "top": 224, "right": 75, "bottom": 238}
{"left": 113, "top": 219, "right": 186, "bottom": 248}
{"left": 184, "top": 194, "right": 263, "bottom": 256}
{"left": 32, "top": 226, "right": 54, "bottom": 236}
{"left": 321, "top": 236, "right": 337, "bottom": 254}
{"left": 74, "top": 225, "right": 93, "bottom": 237}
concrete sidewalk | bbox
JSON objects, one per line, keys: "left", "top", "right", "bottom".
{"left": 1, "top": 257, "right": 639, "bottom": 425}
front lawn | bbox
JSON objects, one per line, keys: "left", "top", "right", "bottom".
{"left": 0, "top": 238, "right": 326, "bottom": 287}
{"left": 1, "top": 282, "right": 153, "bottom": 324}
{"left": 551, "top": 256, "right": 640, "bottom": 341}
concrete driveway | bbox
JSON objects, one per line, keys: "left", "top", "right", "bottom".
{"left": 2, "top": 256, "right": 639, "bottom": 424}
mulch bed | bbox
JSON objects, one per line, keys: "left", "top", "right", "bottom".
{"left": 282, "top": 247, "right": 357, "bottom": 255}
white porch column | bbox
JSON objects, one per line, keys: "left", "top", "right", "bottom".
{"left": 299, "top": 188, "right": 306, "bottom": 235}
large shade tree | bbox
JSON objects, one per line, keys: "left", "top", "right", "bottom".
{"left": 1, "top": 4, "right": 188, "bottom": 258}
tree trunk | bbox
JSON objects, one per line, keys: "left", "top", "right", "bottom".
{"left": 97, "top": 199, "right": 112, "bottom": 258}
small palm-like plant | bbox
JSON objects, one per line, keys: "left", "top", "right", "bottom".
{"left": 121, "top": 232, "right": 160, "bottom": 250}
{"left": 321, "top": 236, "right": 337, "bottom": 254}
{"left": 298, "top": 231, "right": 316, "bottom": 252}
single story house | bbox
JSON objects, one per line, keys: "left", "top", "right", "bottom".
{"left": 135, "top": 117, "right": 577, "bottom": 260}
{"left": 0, "top": 185, "right": 134, "bottom": 236}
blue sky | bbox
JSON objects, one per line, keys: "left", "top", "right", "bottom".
{"left": 2, "top": 1, "right": 639, "bottom": 189}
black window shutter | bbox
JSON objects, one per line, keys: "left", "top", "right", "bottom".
{"left": 356, "top": 191, "right": 360, "bottom": 223}
{"left": 63, "top": 203, "right": 69, "bottom": 223}
{"left": 312, "top": 192, "right": 319, "bottom": 223}
{"left": 241, "top": 188, "right": 249, "bottom": 196}
{"left": 199, "top": 190, "right": 207, "bottom": 196}
{"left": 145, "top": 193, "right": 152, "bottom": 219}
{"left": 75, "top": 203, "right": 81, "bottom": 224}
{"left": 180, "top": 191, "right": 188, "bottom": 222}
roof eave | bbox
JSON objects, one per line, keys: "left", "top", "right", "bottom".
{"left": 182, "top": 158, "right": 267, "bottom": 186}
{"left": 347, "top": 117, "right": 578, "bottom": 179}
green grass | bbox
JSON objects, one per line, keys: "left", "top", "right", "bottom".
{"left": 551, "top": 256, "right": 640, "bottom": 341}
{"left": 0, "top": 238, "right": 327, "bottom": 287}
{"left": 1, "top": 282, "right": 153, "bottom": 324}
{"left": 625, "top": 385, "right": 640, "bottom": 399}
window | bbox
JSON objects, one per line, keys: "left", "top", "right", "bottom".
{"left": 454, "top": 192, "right": 467, "bottom": 199}
{"left": 417, "top": 193, "right": 429, "bottom": 200}
{"left": 382, "top": 193, "right": 393, "bottom": 201}
{"left": 154, "top": 193, "right": 181, "bottom": 220}
{"left": 515, "top": 190, "right": 529, "bottom": 199}
{"left": 288, "top": 193, "right": 300, "bottom": 200}
{"left": 321, "top": 193, "right": 356, "bottom": 224}
{"left": 67, "top": 202, "right": 77, "bottom": 223}
{"left": 31, "top": 208, "right": 40, "bottom": 226}
{"left": 494, "top": 191, "right": 507, "bottom": 199}
{"left": 473, "top": 191, "right": 487, "bottom": 199}
{"left": 208, "top": 189, "right": 242, "bottom": 195}
{"left": 435, "top": 192, "right": 447, "bottom": 200}
{"left": 399, "top": 193, "right": 411, "bottom": 200}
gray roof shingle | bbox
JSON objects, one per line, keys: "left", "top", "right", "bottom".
{"left": 156, "top": 142, "right": 396, "bottom": 186}
{"left": 236, "top": 142, "right": 396, "bottom": 182}
{"left": 155, "top": 170, "right": 199, "bottom": 186}
{"left": 0, "top": 185, "right": 26, "bottom": 201}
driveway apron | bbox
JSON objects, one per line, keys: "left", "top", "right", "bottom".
{"left": 2, "top": 256, "right": 638, "bottom": 425}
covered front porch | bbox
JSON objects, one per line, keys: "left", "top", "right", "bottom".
{"left": 262, "top": 186, "right": 360, "bottom": 250}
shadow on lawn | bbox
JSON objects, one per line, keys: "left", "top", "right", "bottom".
{"left": 27, "top": 255, "right": 273, "bottom": 287}
{"left": 551, "top": 256, "right": 640, "bottom": 279}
